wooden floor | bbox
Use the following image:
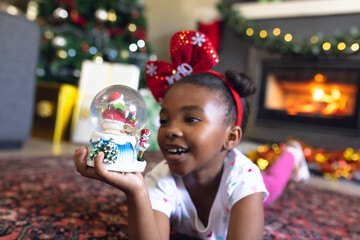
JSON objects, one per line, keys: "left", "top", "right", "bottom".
{"left": 1, "top": 137, "right": 359, "bottom": 197}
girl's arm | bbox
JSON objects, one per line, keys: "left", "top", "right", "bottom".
{"left": 226, "top": 192, "right": 264, "bottom": 240}
{"left": 74, "top": 147, "right": 170, "bottom": 240}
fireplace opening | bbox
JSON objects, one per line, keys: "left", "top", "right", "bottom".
{"left": 256, "top": 60, "right": 360, "bottom": 135}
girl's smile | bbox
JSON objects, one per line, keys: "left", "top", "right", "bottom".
{"left": 163, "top": 142, "right": 190, "bottom": 165}
{"left": 157, "top": 83, "right": 231, "bottom": 178}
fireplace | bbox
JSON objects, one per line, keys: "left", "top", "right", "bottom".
{"left": 215, "top": 2, "right": 360, "bottom": 148}
{"left": 259, "top": 60, "right": 359, "bottom": 132}
{"left": 244, "top": 48, "right": 360, "bottom": 149}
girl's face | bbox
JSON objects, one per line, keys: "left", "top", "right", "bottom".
{"left": 157, "top": 83, "right": 231, "bottom": 177}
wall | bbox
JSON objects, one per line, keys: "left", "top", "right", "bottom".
{"left": 144, "top": 0, "right": 220, "bottom": 61}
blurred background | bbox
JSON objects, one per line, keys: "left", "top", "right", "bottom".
{"left": 1, "top": 0, "right": 360, "bottom": 183}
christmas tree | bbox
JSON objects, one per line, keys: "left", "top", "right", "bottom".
{"left": 33, "top": 0, "right": 153, "bottom": 87}
{"left": 89, "top": 138, "right": 119, "bottom": 163}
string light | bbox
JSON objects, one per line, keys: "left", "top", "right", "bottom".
{"left": 95, "top": 9, "right": 108, "bottom": 22}
{"left": 36, "top": 100, "right": 54, "bottom": 118}
{"left": 310, "top": 36, "right": 319, "bottom": 44}
{"left": 73, "top": 69, "right": 81, "bottom": 78}
{"left": 221, "top": 4, "right": 360, "bottom": 57}
{"left": 128, "top": 23, "right": 137, "bottom": 32}
{"left": 351, "top": 43, "right": 359, "bottom": 52}
{"left": 53, "top": 7, "right": 68, "bottom": 19}
{"left": 273, "top": 28, "right": 281, "bottom": 36}
{"left": 284, "top": 33, "right": 293, "bottom": 42}
{"left": 149, "top": 54, "right": 157, "bottom": 61}
{"left": 44, "top": 30, "right": 54, "bottom": 40}
{"left": 137, "top": 39, "right": 145, "bottom": 48}
{"left": 57, "top": 50, "right": 67, "bottom": 59}
{"left": 89, "top": 46, "right": 97, "bottom": 55}
{"left": 337, "top": 42, "right": 346, "bottom": 51}
{"left": 68, "top": 49, "right": 76, "bottom": 57}
{"left": 107, "top": 10, "right": 117, "bottom": 22}
{"left": 322, "top": 42, "right": 331, "bottom": 51}
{"left": 120, "top": 50, "right": 129, "bottom": 59}
{"left": 52, "top": 36, "right": 66, "bottom": 47}
{"left": 246, "top": 28, "right": 254, "bottom": 36}
{"left": 109, "top": 50, "right": 118, "bottom": 59}
{"left": 93, "top": 54, "right": 104, "bottom": 64}
{"left": 26, "top": 1, "right": 38, "bottom": 20}
{"left": 259, "top": 30, "right": 267, "bottom": 38}
{"left": 129, "top": 43, "right": 138, "bottom": 52}
{"left": 36, "top": 68, "right": 45, "bottom": 77}
{"left": 6, "top": 5, "right": 20, "bottom": 15}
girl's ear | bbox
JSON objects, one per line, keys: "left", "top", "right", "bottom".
{"left": 224, "top": 125, "right": 242, "bottom": 150}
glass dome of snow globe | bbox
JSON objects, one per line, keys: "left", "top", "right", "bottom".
{"left": 90, "top": 85, "right": 147, "bottom": 136}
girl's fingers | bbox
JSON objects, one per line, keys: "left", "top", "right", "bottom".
{"left": 74, "top": 147, "right": 102, "bottom": 180}
{"left": 93, "top": 153, "right": 138, "bottom": 189}
{"left": 74, "top": 146, "right": 88, "bottom": 172}
{"left": 93, "top": 152, "right": 107, "bottom": 177}
{"left": 93, "top": 152, "right": 124, "bottom": 183}
{"left": 75, "top": 150, "right": 146, "bottom": 193}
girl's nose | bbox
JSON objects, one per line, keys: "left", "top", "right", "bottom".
{"left": 165, "top": 124, "right": 183, "bottom": 139}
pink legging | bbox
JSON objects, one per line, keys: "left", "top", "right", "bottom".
{"left": 261, "top": 151, "right": 295, "bottom": 208}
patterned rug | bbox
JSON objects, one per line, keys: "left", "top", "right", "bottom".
{"left": 0, "top": 153, "right": 359, "bottom": 240}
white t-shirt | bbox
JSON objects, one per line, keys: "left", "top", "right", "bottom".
{"left": 145, "top": 148, "right": 269, "bottom": 240}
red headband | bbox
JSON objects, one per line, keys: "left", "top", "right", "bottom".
{"left": 145, "top": 30, "right": 243, "bottom": 127}
{"left": 206, "top": 71, "right": 243, "bottom": 127}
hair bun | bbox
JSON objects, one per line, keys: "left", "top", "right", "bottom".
{"left": 224, "top": 69, "right": 256, "bottom": 98}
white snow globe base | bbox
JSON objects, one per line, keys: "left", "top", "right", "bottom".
{"left": 86, "top": 131, "right": 147, "bottom": 172}
{"left": 86, "top": 159, "right": 147, "bottom": 172}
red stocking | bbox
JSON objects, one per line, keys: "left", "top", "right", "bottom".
{"left": 198, "top": 20, "right": 222, "bottom": 51}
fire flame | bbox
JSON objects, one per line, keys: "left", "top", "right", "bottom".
{"left": 286, "top": 73, "right": 352, "bottom": 116}
{"left": 311, "top": 85, "right": 343, "bottom": 115}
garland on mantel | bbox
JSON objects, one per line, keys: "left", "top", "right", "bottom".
{"left": 218, "top": 0, "right": 360, "bottom": 57}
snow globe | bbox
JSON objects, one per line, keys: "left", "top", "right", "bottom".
{"left": 86, "top": 85, "right": 150, "bottom": 172}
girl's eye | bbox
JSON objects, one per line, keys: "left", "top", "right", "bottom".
{"left": 186, "top": 117, "right": 200, "bottom": 123}
{"left": 159, "top": 119, "right": 168, "bottom": 125}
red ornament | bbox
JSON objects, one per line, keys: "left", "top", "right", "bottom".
{"left": 198, "top": 20, "right": 222, "bottom": 51}
{"left": 133, "top": 29, "right": 146, "bottom": 40}
{"left": 56, "top": 0, "right": 74, "bottom": 10}
{"left": 70, "top": 10, "right": 88, "bottom": 26}
{"left": 132, "top": 10, "right": 139, "bottom": 19}
{"left": 81, "top": 43, "right": 89, "bottom": 52}
{"left": 107, "top": 27, "right": 123, "bottom": 37}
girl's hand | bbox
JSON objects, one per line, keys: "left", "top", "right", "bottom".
{"left": 74, "top": 147, "right": 147, "bottom": 196}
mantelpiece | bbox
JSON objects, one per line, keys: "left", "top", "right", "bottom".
{"left": 233, "top": 0, "right": 360, "bottom": 20}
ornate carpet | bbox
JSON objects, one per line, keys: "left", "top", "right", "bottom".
{"left": 0, "top": 153, "right": 359, "bottom": 240}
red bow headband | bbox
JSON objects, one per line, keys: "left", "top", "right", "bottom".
{"left": 145, "top": 30, "right": 243, "bottom": 127}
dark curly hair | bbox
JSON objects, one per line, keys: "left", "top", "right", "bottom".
{"left": 165, "top": 69, "right": 256, "bottom": 130}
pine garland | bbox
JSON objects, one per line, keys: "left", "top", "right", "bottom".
{"left": 218, "top": 0, "right": 360, "bottom": 57}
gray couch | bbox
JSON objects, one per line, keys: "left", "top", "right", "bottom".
{"left": 0, "top": 11, "right": 40, "bottom": 148}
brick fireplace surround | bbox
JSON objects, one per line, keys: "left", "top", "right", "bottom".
{"left": 215, "top": 1, "right": 360, "bottom": 149}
